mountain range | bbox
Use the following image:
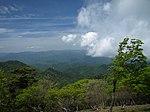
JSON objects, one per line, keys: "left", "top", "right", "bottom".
{"left": 0, "top": 50, "right": 112, "bottom": 71}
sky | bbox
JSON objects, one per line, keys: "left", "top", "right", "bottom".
{"left": 0, "top": 0, "right": 83, "bottom": 52}
{"left": 0, "top": 0, "right": 150, "bottom": 57}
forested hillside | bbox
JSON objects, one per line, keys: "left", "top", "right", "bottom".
{"left": 0, "top": 60, "right": 109, "bottom": 85}
{"left": 0, "top": 60, "right": 30, "bottom": 73}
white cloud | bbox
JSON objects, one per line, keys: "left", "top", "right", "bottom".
{"left": 103, "top": 2, "right": 110, "bottom": 11}
{"left": 0, "top": 5, "right": 19, "bottom": 14}
{"left": 75, "top": 0, "right": 150, "bottom": 57}
{"left": 77, "top": 7, "right": 91, "bottom": 28}
{"left": 0, "top": 6, "right": 9, "bottom": 14}
{"left": 80, "top": 32, "right": 115, "bottom": 57}
{"left": 80, "top": 32, "right": 98, "bottom": 56}
{"left": 26, "top": 46, "right": 43, "bottom": 49}
{"left": 9, "top": 5, "right": 19, "bottom": 11}
{"left": 62, "top": 34, "right": 77, "bottom": 43}
{"left": 80, "top": 32, "right": 97, "bottom": 47}
{"left": 93, "top": 37, "right": 115, "bottom": 57}
{"left": 0, "top": 28, "right": 14, "bottom": 33}
{"left": 21, "top": 31, "right": 49, "bottom": 35}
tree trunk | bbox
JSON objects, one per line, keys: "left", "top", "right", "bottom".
{"left": 62, "top": 107, "right": 68, "bottom": 112}
{"left": 109, "top": 80, "right": 117, "bottom": 112}
{"left": 76, "top": 105, "right": 79, "bottom": 111}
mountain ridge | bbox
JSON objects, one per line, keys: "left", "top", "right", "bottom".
{"left": 0, "top": 50, "right": 112, "bottom": 71}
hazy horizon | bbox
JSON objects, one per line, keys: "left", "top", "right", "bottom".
{"left": 0, "top": 49, "right": 86, "bottom": 54}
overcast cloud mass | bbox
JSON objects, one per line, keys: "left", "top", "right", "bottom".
{"left": 62, "top": 0, "right": 150, "bottom": 57}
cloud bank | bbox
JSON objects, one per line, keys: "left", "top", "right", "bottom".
{"left": 62, "top": 0, "right": 150, "bottom": 57}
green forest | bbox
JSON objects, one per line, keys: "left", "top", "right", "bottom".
{"left": 0, "top": 38, "right": 150, "bottom": 112}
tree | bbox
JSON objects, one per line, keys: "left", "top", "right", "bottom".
{"left": 15, "top": 77, "right": 56, "bottom": 112}
{"left": 45, "top": 79, "right": 88, "bottom": 112}
{"left": 0, "top": 71, "right": 9, "bottom": 112}
{"left": 134, "top": 66, "right": 150, "bottom": 95}
{"left": 108, "top": 38, "right": 147, "bottom": 112}
{"left": 59, "top": 87, "right": 85, "bottom": 112}
{"left": 58, "top": 79, "right": 88, "bottom": 111}
{"left": 85, "top": 79, "right": 109, "bottom": 110}
{"left": 45, "top": 89, "right": 61, "bottom": 112}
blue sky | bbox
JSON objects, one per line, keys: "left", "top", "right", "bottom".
{"left": 0, "top": 0, "right": 84, "bottom": 52}
{"left": 0, "top": 0, "right": 150, "bottom": 57}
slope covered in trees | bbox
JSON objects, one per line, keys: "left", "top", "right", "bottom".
{"left": 63, "top": 64, "right": 109, "bottom": 81}
{"left": 0, "top": 60, "right": 32, "bottom": 74}
{"left": 0, "top": 60, "right": 110, "bottom": 84}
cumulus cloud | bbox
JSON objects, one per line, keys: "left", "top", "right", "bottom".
{"left": 80, "top": 32, "right": 97, "bottom": 47}
{"left": 62, "top": 34, "right": 77, "bottom": 43}
{"left": 62, "top": 0, "right": 150, "bottom": 57}
{"left": 80, "top": 32, "right": 115, "bottom": 57}
{"left": 80, "top": 32, "right": 98, "bottom": 56}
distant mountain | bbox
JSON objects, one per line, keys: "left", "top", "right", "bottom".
{"left": 0, "top": 50, "right": 112, "bottom": 71}
{"left": 0, "top": 53, "right": 8, "bottom": 58}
